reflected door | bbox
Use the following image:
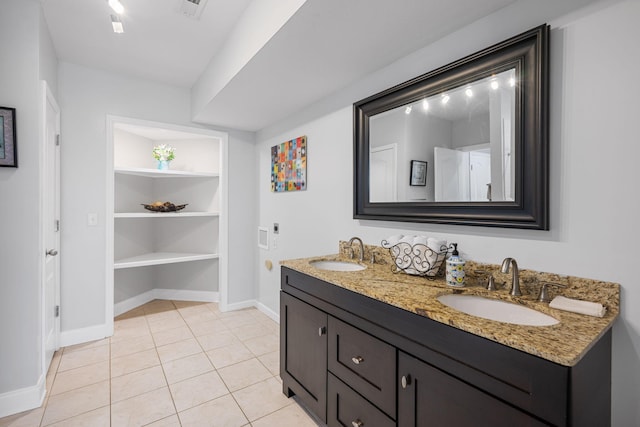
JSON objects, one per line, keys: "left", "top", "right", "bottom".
{"left": 370, "top": 144, "right": 397, "bottom": 202}
{"left": 434, "top": 147, "right": 469, "bottom": 201}
{"left": 469, "top": 151, "right": 491, "bottom": 201}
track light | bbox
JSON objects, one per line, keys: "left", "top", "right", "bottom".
{"left": 111, "top": 15, "right": 124, "bottom": 33}
{"left": 441, "top": 94, "right": 450, "bottom": 104}
{"left": 405, "top": 105, "right": 412, "bottom": 115}
{"left": 108, "top": 0, "right": 124, "bottom": 14}
{"left": 422, "top": 99, "right": 429, "bottom": 111}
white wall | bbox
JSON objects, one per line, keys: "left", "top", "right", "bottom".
{"left": 255, "top": 1, "right": 640, "bottom": 424}
{"left": 0, "top": 0, "right": 42, "bottom": 397}
{"left": 0, "top": 0, "right": 57, "bottom": 413}
{"left": 57, "top": 62, "right": 256, "bottom": 335}
{"left": 225, "top": 129, "right": 258, "bottom": 307}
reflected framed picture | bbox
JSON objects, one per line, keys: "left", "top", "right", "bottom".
{"left": 0, "top": 106, "right": 17, "bottom": 168}
{"left": 410, "top": 160, "right": 427, "bottom": 186}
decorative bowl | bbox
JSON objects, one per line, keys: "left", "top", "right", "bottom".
{"left": 141, "top": 202, "right": 188, "bottom": 212}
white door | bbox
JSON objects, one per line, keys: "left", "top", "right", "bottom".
{"left": 369, "top": 144, "right": 397, "bottom": 202}
{"left": 469, "top": 151, "right": 491, "bottom": 201}
{"left": 42, "top": 82, "right": 60, "bottom": 371}
{"left": 434, "top": 147, "right": 470, "bottom": 201}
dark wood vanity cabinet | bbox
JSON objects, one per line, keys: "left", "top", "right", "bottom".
{"left": 280, "top": 292, "right": 328, "bottom": 422}
{"left": 398, "top": 351, "right": 548, "bottom": 426}
{"left": 280, "top": 267, "right": 612, "bottom": 427}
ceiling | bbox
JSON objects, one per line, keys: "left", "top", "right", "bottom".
{"left": 41, "top": 0, "right": 522, "bottom": 132}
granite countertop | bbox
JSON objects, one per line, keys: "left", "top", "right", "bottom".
{"left": 281, "top": 253, "right": 620, "bottom": 367}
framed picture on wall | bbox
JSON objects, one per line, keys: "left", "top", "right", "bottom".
{"left": 0, "top": 106, "right": 17, "bottom": 168}
{"left": 410, "top": 160, "right": 427, "bottom": 186}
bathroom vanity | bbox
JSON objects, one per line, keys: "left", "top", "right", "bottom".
{"left": 280, "top": 256, "right": 618, "bottom": 427}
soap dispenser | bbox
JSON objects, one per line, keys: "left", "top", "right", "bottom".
{"left": 446, "top": 243, "right": 466, "bottom": 287}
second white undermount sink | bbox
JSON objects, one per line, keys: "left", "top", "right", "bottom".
{"left": 310, "top": 260, "right": 366, "bottom": 272}
{"left": 437, "top": 294, "right": 559, "bottom": 326}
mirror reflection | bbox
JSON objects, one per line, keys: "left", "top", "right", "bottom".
{"left": 369, "top": 68, "right": 516, "bottom": 203}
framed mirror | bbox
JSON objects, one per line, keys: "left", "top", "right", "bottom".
{"left": 354, "top": 25, "right": 549, "bottom": 229}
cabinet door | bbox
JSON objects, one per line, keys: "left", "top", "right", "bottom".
{"left": 398, "top": 352, "right": 549, "bottom": 427}
{"left": 281, "top": 292, "right": 328, "bottom": 422}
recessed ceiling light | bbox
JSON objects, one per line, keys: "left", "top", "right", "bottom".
{"left": 441, "top": 94, "right": 450, "bottom": 104}
{"left": 509, "top": 77, "right": 516, "bottom": 87}
{"left": 180, "top": 0, "right": 209, "bottom": 19}
{"left": 490, "top": 80, "right": 499, "bottom": 90}
{"left": 465, "top": 87, "right": 473, "bottom": 97}
{"left": 422, "top": 99, "right": 429, "bottom": 111}
{"left": 111, "top": 15, "right": 124, "bottom": 33}
{"left": 405, "top": 105, "right": 412, "bottom": 115}
{"left": 108, "top": 0, "right": 124, "bottom": 14}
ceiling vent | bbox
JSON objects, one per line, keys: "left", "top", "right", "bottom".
{"left": 180, "top": 0, "right": 208, "bottom": 19}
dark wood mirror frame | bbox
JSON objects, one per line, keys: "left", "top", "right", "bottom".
{"left": 354, "top": 25, "right": 549, "bottom": 229}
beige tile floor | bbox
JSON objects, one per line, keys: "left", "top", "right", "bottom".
{"left": 0, "top": 300, "right": 322, "bottom": 427}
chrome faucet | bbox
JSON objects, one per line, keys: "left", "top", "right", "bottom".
{"left": 500, "top": 257, "right": 522, "bottom": 296}
{"left": 348, "top": 237, "right": 364, "bottom": 262}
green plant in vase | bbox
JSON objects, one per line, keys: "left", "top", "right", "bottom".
{"left": 153, "top": 144, "right": 176, "bottom": 170}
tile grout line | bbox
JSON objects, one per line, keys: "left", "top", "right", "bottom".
{"left": 145, "top": 300, "right": 182, "bottom": 426}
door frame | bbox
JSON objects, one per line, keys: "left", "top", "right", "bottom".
{"left": 40, "top": 80, "right": 61, "bottom": 374}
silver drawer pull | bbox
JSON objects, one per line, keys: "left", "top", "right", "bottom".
{"left": 401, "top": 374, "right": 411, "bottom": 389}
{"left": 351, "top": 356, "right": 364, "bottom": 365}
{"left": 318, "top": 326, "right": 326, "bottom": 336}
{"left": 352, "top": 420, "right": 363, "bottom": 427}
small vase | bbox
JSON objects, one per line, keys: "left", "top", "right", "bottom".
{"left": 157, "top": 160, "right": 170, "bottom": 170}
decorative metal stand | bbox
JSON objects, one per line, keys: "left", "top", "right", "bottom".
{"left": 381, "top": 240, "right": 451, "bottom": 278}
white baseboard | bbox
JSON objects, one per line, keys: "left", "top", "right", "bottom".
{"left": 59, "top": 323, "right": 111, "bottom": 348}
{"left": 114, "top": 289, "right": 219, "bottom": 317}
{"left": 114, "top": 289, "right": 156, "bottom": 317}
{"left": 256, "top": 301, "right": 280, "bottom": 323}
{"left": 0, "top": 373, "right": 45, "bottom": 419}
{"left": 153, "top": 289, "right": 219, "bottom": 303}
{"left": 223, "top": 299, "right": 258, "bottom": 312}
{"left": 221, "top": 299, "right": 280, "bottom": 323}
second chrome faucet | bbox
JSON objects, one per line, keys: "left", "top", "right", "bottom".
{"left": 348, "top": 237, "right": 364, "bottom": 262}
{"left": 500, "top": 257, "right": 522, "bottom": 296}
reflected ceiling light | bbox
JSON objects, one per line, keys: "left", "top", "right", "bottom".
{"left": 111, "top": 15, "right": 124, "bottom": 33}
{"left": 422, "top": 99, "right": 429, "bottom": 111}
{"left": 441, "top": 94, "right": 450, "bottom": 104}
{"left": 509, "top": 77, "right": 516, "bottom": 87}
{"left": 108, "top": 0, "right": 124, "bottom": 14}
{"left": 405, "top": 105, "right": 412, "bottom": 114}
{"left": 465, "top": 87, "right": 473, "bottom": 97}
{"left": 490, "top": 80, "right": 499, "bottom": 90}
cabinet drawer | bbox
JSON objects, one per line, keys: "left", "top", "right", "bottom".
{"left": 328, "top": 316, "right": 396, "bottom": 417}
{"left": 328, "top": 373, "right": 395, "bottom": 427}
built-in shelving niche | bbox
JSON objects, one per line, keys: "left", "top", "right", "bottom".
{"left": 110, "top": 119, "right": 226, "bottom": 316}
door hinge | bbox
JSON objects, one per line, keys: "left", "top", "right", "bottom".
{"left": 55, "top": 305, "right": 60, "bottom": 317}
{"left": 55, "top": 219, "right": 60, "bottom": 232}
{"left": 55, "top": 134, "right": 60, "bottom": 146}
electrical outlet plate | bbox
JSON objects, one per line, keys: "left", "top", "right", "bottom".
{"left": 258, "top": 226, "right": 269, "bottom": 249}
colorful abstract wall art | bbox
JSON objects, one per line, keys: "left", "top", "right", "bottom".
{"left": 271, "top": 136, "right": 307, "bottom": 192}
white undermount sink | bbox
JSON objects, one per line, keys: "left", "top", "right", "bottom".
{"left": 309, "top": 260, "right": 366, "bottom": 272}
{"left": 437, "top": 294, "right": 559, "bottom": 326}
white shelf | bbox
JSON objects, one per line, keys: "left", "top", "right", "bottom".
{"left": 115, "top": 212, "right": 219, "bottom": 218}
{"left": 115, "top": 167, "right": 219, "bottom": 178}
{"left": 114, "top": 252, "right": 219, "bottom": 269}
